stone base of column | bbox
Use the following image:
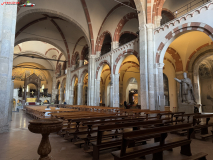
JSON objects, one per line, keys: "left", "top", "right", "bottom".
{"left": 0, "top": 124, "right": 9, "bottom": 133}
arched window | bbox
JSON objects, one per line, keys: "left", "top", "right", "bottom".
{"left": 163, "top": 73, "right": 170, "bottom": 106}
{"left": 101, "top": 33, "right": 112, "bottom": 56}
{"left": 160, "top": 9, "right": 175, "bottom": 26}
{"left": 119, "top": 33, "right": 137, "bottom": 46}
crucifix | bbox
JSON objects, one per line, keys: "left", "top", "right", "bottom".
{"left": 31, "top": 91, "right": 34, "bottom": 95}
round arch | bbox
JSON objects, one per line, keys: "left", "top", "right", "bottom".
{"left": 56, "top": 80, "right": 61, "bottom": 89}
{"left": 191, "top": 50, "right": 213, "bottom": 104}
{"left": 13, "top": 50, "right": 56, "bottom": 70}
{"left": 113, "top": 12, "right": 138, "bottom": 42}
{"left": 80, "top": 69, "right": 88, "bottom": 83}
{"left": 15, "top": 37, "right": 67, "bottom": 60}
{"left": 95, "top": 31, "right": 112, "bottom": 53}
{"left": 16, "top": 8, "right": 91, "bottom": 49}
{"left": 156, "top": 23, "right": 213, "bottom": 64}
{"left": 71, "top": 74, "right": 78, "bottom": 87}
{"left": 96, "top": 60, "right": 111, "bottom": 79}
{"left": 113, "top": 49, "right": 139, "bottom": 74}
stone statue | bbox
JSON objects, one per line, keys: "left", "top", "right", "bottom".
{"left": 174, "top": 72, "right": 197, "bottom": 104}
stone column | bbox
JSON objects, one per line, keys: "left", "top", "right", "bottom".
{"left": 79, "top": 60, "right": 83, "bottom": 67}
{"left": 138, "top": 26, "right": 149, "bottom": 109}
{"left": 88, "top": 55, "right": 96, "bottom": 106}
{"left": 59, "top": 88, "right": 63, "bottom": 104}
{"left": 113, "top": 73, "right": 120, "bottom": 107}
{"left": 65, "top": 68, "right": 71, "bottom": 103}
{"left": 157, "top": 63, "right": 165, "bottom": 111}
{"left": 51, "top": 74, "right": 57, "bottom": 102}
{"left": 154, "top": 16, "right": 162, "bottom": 28}
{"left": 69, "top": 87, "right": 74, "bottom": 105}
{"left": 111, "top": 42, "right": 119, "bottom": 50}
{"left": 119, "top": 82, "right": 123, "bottom": 107}
{"left": 146, "top": 24, "right": 156, "bottom": 110}
{"left": 77, "top": 83, "right": 83, "bottom": 105}
{"left": 193, "top": 72, "right": 201, "bottom": 104}
{"left": 9, "top": 80, "right": 14, "bottom": 121}
{"left": 95, "top": 79, "right": 100, "bottom": 106}
{"left": 0, "top": 0, "right": 17, "bottom": 133}
{"left": 110, "top": 80, "right": 113, "bottom": 107}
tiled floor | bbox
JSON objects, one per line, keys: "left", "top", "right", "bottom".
{"left": 0, "top": 111, "right": 213, "bottom": 160}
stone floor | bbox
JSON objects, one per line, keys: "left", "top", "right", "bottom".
{"left": 0, "top": 111, "right": 213, "bottom": 160}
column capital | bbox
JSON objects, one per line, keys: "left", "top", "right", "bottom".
{"left": 111, "top": 41, "right": 119, "bottom": 50}
{"left": 145, "top": 23, "right": 154, "bottom": 29}
{"left": 96, "top": 51, "right": 101, "bottom": 58}
{"left": 156, "top": 63, "right": 164, "bottom": 69}
{"left": 89, "top": 55, "right": 96, "bottom": 59}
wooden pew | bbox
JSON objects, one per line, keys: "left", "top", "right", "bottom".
{"left": 111, "top": 123, "right": 194, "bottom": 160}
{"left": 62, "top": 115, "right": 129, "bottom": 141}
{"left": 91, "top": 119, "right": 163, "bottom": 160}
{"left": 78, "top": 117, "right": 148, "bottom": 150}
{"left": 193, "top": 114, "right": 213, "bottom": 140}
{"left": 182, "top": 152, "right": 208, "bottom": 160}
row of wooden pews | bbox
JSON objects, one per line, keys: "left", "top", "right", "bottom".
{"left": 25, "top": 105, "right": 79, "bottom": 119}
{"left": 25, "top": 105, "right": 209, "bottom": 160}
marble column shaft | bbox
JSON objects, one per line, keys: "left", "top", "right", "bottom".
{"left": 113, "top": 73, "right": 120, "bottom": 107}
{"left": 157, "top": 63, "right": 165, "bottom": 111}
{"left": 95, "top": 79, "right": 100, "bottom": 106}
{"left": 59, "top": 88, "right": 63, "bottom": 104}
{"left": 111, "top": 41, "right": 119, "bottom": 50}
{"left": 0, "top": 0, "right": 17, "bottom": 133}
{"left": 88, "top": 55, "right": 96, "bottom": 106}
{"left": 70, "top": 88, "right": 74, "bottom": 105}
{"left": 146, "top": 24, "right": 156, "bottom": 110}
{"left": 65, "top": 68, "right": 71, "bottom": 103}
{"left": 51, "top": 74, "right": 57, "bottom": 102}
{"left": 77, "top": 83, "right": 83, "bottom": 105}
{"left": 139, "top": 25, "right": 149, "bottom": 109}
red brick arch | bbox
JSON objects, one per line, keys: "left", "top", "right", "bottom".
{"left": 156, "top": 22, "right": 213, "bottom": 63}
{"left": 80, "top": 69, "right": 88, "bottom": 83}
{"left": 95, "top": 1, "right": 136, "bottom": 54}
{"left": 45, "top": 48, "right": 59, "bottom": 55}
{"left": 186, "top": 42, "right": 213, "bottom": 71}
{"left": 71, "top": 74, "right": 78, "bottom": 86}
{"left": 71, "top": 52, "right": 80, "bottom": 66}
{"left": 56, "top": 80, "right": 60, "bottom": 89}
{"left": 57, "top": 53, "right": 63, "bottom": 65}
{"left": 166, "top": 47, "right": 183, "bottom": 72}
{"left": 96, "top": 60, "right": 111, "bottom": 79}
{"left": 119, "top": 31, "right": 138, "bottom": 40}
{"left": 81, "top": 44, "right": 89, "bottom": 60}
{"left": 95, "top": 31, "right": 112, "bottom": 52}
{"left": 150, "top": 0, "right": 165, "bottom": 24}
{"left": 71, "top": 36, "right": 85, "bottom": 67}
{"left": 113, "top": 49, "right": 139, "bottom": 74}
{"left": 113, "top": 12, "right": 138, "bottom": 42}
{"left": 61, "top": 77, "right": 66, "bottom": 87}
{"left": 164, "top": 57, "right": 176, "bottom": 71}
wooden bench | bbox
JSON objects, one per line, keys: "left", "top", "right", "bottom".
{"left": 182, "top": 152, "right": 208, "bottom": 160}
{"left": 111, "top": 123, "right": 194, "bottom": 160}
{"left": 91, "top": 119, "right": 163, "bottom": 160}
{"left": 193, "top": 114, "right": 213, "bottom": 140}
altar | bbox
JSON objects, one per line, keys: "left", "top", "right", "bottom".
{"left": 26, "top": 98, "right": 37, "bottom": 102}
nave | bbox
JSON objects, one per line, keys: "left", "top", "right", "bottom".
{"left": 1, "top": 107, "right": 213, "bottom": 160}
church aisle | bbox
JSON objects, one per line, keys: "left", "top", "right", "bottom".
{"left": 0, "top": 111, "right": 213, "bottom": 160}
